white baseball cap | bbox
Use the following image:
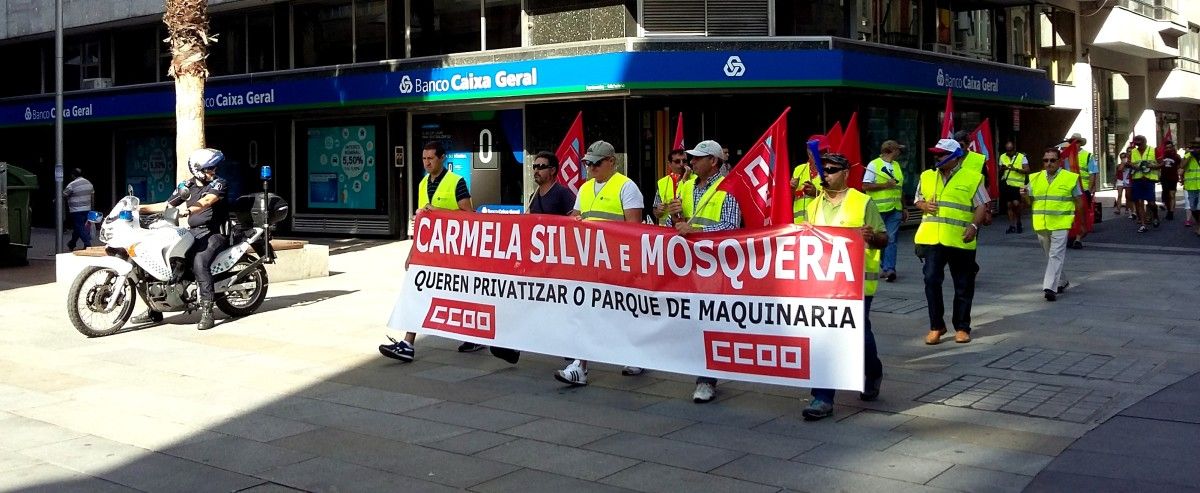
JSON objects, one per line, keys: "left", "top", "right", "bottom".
{"left": 929, "top": 138, "right": 962, "bottom": 155}
{"left": 686, "top": 140, "right": 723, "bottom": 158}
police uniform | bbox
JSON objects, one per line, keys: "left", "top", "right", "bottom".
{"left": 168, "top": 177, "right": 229, "bottom": 303}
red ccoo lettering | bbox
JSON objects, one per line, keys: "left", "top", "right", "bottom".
{"left": 703, "top": 331, "right": 809, "bottom": 379}
{"left": 423, "top": 298, "right": 496, "bottom": 339}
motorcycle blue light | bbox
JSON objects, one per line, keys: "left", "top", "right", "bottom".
{"left": 260, "top": 165, "right": 272, "bottom": 180}
{"left": 87, "top": 211, "right": 103, "bottom": 223}
{"left": 118, "top": 210, "right": 133, "bottom": 221}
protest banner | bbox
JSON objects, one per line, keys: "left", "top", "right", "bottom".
{"left": 388, "top": 210, "right": 868, "bottom": 390}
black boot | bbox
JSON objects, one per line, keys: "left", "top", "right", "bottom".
{"left": 197, "top": 301, "right": 215, "bottom": 331}
{"left": 131, "top": 309, "right": 163, "bottom": 324}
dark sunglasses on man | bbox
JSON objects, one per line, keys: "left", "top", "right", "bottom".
{"left": 583, "top": 159, "right": 603, "bottom": 168}
{"left": 823, "top": 166, "right": 847, "bottom": 174}
{"left": 532, "top": 164, "right": 554, "bottom": 170}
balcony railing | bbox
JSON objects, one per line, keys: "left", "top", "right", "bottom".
{"left": 1116, "top": 0, "right": 1183, "bottom": 24}
{"left": 1159, "top": 57, "right": 1200, "bottom": 74}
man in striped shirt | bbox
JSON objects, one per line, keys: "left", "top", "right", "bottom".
{"left": 63, "top": 168, "right": 94, "bottom": 250}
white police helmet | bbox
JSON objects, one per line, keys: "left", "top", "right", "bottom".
{"left": 188, "top": 148, "right": 224, "bottom": 180}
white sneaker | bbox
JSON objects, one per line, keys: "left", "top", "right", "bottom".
{"left": 621, "top": 366, "right": 644, "bottom": 376}
{"left": 554, "top": 360, "right": 588, "bottom": 386}
{"left": 692, "top": 382, "right": 715, "bottom": 403}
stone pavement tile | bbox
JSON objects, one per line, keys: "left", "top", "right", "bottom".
{"left": 600, "top": 462, "right": 780, "bottom": 493}
{"left": 664, "top": 422, "right": 820, "bottom": 460}
{"left": 270, "top": 427, "right": 518, "bottom": 488}
{"left": 583, "top": 431, "right": 746, "bottom": 472}
{"left": 712, "top": 454, "right": 948, "bottom": 493}
{"left": 329, "top": 367, "right": 509, "bottom": 404}
{"left": 502, "top": 418, "right": 619, "bottom": 447}
{"left": 926, "top": 464, "right": 1032, "bottom": 493}
{"left": 547, "top": 383, "right": 669, "bottom": 411}
{"left": 634, "top": 379, "right": 744, "bottom": 401}
{"left": 312, "top": 385, "right": 443, "bottom": 414}
{"left": 207, "top": 411, "right": 322, "bottom": 443}
{"left": 794, "top": 443, "right": 953, "bottom": 484}
{"left": 14, "top": 401, "right": 222, "bottom": 451}
{"left": 885, "top": 436, "right": 1053, "bottom": 476}
{"left": 21, "top": 435, "right": 262, "bottom": 492}
{"left": 479, "top": 394, "right": 695, "bottom": 436}
{"left": 1026, "top": 471, "right": 1200, "bottom": 493}
{"left": 1120, "top": 399, "right": 1200, "bottom": 424}
{"left": 237, "top": 482, "right": 309, "bottom": 493}
{"left": 412, "top": 365, "right": 497, "bottom": 383}
{"left": 637, "top": 395, "right": 782, "bottom": 429}
{"left": 1045, "top": 449, "right": 1200, "bottom": 488}
{"left": 471, "top": 467, "right": 638, "bottom": 493}
{"left": 0, "top": 359, "right": 98, "bottom": 394}
{"left": 467, "top": 369, "right": 569, "bottom": 396}
{"left": 405, "top": 401, "right": 540, "bottom": 432}
{"left": 1068, "top": 416, "right": 1200, "bottom": 463}
{"left": 0, "top": 448, "right": 45, "bottom": 473}
{"left": 0, "top": 383, "right": 68, "bottom": 411}
{"left": 0, "top": 463, "right": 140, "bottom": 493}
{"left": 0, "top": 414, "right": 87, "bottom": 452}
{"left": 259, "top": 395, "right": 472, "bottom": 444}
{"left": 476, "top": 438, "right": 639, "bottom": 481}
{"left": 752, "top": 415, "right": 910, "bottom": 451}
{"left": 893, "top": 413, "right": 1083, "bottom": 451}
{"left": 162, "top": 434, "right": 316, "bottom": 475}
{"left": 259, "top": 457, "right": 459, "bottom": 493}
{"left": 423, "top": 429, "right": 518, "bottom": 455}
{"left": 836, "top": 410, "right": 917, "bottom": 431}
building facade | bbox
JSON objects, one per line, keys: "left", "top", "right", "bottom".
{"left": 0, "top": 0, "right": 1193, "bottom": 237}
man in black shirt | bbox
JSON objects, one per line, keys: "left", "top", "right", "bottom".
{"left": 137, "top": 148, "right": 229, "bottom": 330}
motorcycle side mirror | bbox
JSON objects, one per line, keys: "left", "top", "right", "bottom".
{"left": 86, "top": 211, "right": 104, "bottom": 223}
{"left": 127, "top": 185, "right": 135, "bottom": 196}
{"left": 260, "top": 165, "right": 272, "bottom": 180}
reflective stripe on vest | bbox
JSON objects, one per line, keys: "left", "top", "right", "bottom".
{"left": 1131, "top": 147, "right": 1158, "bottom": 181}
{"left": 679, "top": 175, "right": 728, "bottom": 227}
{"left": 1030, "top": 169, "right": 1078, "bottom": 231}
{"left": 914, "top": 168, "right": 983, "bottom": 251}
{"left": 805, "top": 189, "right": 881, "bottom": 296}
{"left": 865, "top": 157, "right": 903, "bottom": 212}
{"left": 1000, "top": 153, "right": 1026, "bottom": 187}
{"left": 418, "top": 171, "right": 464, "bottom": 210}
{"left": 792, "top": 163, "right": 815, "bottom": 223}
{"left": 1183, "top": 155, "right": 1200, "bottom": 191}
{"left": 578, "top": 173, "right": 632, "bottom": 221}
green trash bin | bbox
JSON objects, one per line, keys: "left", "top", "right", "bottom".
{"left": 1, "top": 162, "right": 39, "bottom": 266}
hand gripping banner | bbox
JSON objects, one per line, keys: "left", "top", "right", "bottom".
{"left": 389, "top": 210, "right": 867, "bottom": 390}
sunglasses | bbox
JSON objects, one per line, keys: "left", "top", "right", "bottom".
{"left": 583, "top": 159, "right": 604, "bottom": 168}
{"left": 824, "top": 167, "right": 847, "bottom": 174}
{"left": 1042, "top": 158, "right": 1058, "bottom": 162}
{"left": 532, "top": 164, "right": 553, "bottom": 170}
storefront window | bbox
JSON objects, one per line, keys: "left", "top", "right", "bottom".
{"left": 486, "top": 0, "right": 522, "bottom": 50}
{"left": 954, "top": 9, "right": 994, "bottom": 60}
{"left": 355, "top": 0, "right": 387, "bottom": 61}
{"left": 411, "top": 110, "right": 525, "bottom": 210}
{"left": 0, "top": 41, "right": 47, "bottom": 96}
{"left": 209, "top": 14, "right": 248, "bottom": 76}
{"left": 113, "top": 26, "right": 160, "bottom": 85}
{"left": 300, "top": 122, "right": 381, "bottom": 212}
{"left": 247, "top": 11, "right": 278, "bottom": 72}
{"left": 294, "top": 0, "right": 354, "bottom": 68}
{"left": 64, "top": 36, "right": 112, "bottom": 91}
{"left": 121, "top": 134, "right": 177, "bottom": 204}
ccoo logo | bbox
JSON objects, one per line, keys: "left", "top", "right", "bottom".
{"left": 423, "top": 298, "right": 496, "bottom": 339}
{"left": 399, "top": 75, "right": 414, "bottom": 94}
{"left": 723, "top": 56, "right": 746, "bottom": 77}
{"left": 703, "top": 330, "right": 810, "bottom": 379}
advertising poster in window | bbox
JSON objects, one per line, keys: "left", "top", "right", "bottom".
{"left": 124, "top": 135, "right": 176, "bottom": 203}
{"left": 307, "top": 125, "right": 377, "bottom": 210}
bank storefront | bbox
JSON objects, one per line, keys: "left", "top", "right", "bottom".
{"left": 0, "top": 38, "right": 1052, "bottom": 237}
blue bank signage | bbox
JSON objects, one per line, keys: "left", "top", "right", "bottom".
{"left": 0, "top": 49, "right": 1052, "bottom": 127}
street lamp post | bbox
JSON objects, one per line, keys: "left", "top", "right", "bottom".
{"left": 54, "top": 0, "right": 64, "bottom": 254}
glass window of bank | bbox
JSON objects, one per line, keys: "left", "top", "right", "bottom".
{"left": 293, "top": 0, "right": 387, "bottom": 67}
{"left": 410, "top": 0, "right": 520, "bottom": 57}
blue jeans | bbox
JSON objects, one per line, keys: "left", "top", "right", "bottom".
{"left": 880, "top": 210, "right": 902, "bottom": 273}
{"left": 812, "top": 296, "right": 881, "bottom": 403}
{"left": 922, "top": 245, "right": 977, "bottom": 332}
{"left": 68, "top": 211, "right": 92, "bottom": 248}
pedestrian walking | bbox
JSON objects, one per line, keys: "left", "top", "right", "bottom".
{"left": 914, "top": 139, "right": 990, "bottom": 345}
{"left": 662, "top": 140, "right": 742, "bottom": 403}
{"left": 863, "top": 140, "right": 906, "bottom": 282}
{"left": 998, "top": 141, "right": 1030, "bottom": 234}
{"left": 1128, "top": 135, "right": 1161, "bottom": 233}
{"left": 1023, "top": 147, "right": 1082, "bottom": 301}
{"left": 800, "top": 153, "right": 887, "bottom": 421}
{"left": 1182, "top": 138, "right": 1200, "bottom": 234}
{"left": 555, "top": 140, "right": 645, "bottom": 386}
{"left": 1114, "top": 152, "right": 1132, "bottom": 218}
{"left": 379, "top": 141, "right": 474, "bottom": 363}
{"left": 1160, "top": 141, "right": 1181, "bottom": 222}
{"left": 63, "top": 168, "right": 94, "bottom": 250}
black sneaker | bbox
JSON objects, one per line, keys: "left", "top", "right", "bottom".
{"left": 860, "top": 376, "right": 882, "bottom": 401}
{"left": 379, "top": 336, "right": 415, "bottom": 362}
{"left": 1153, "top": 218, "right": 1161, "bottom": 228}
{"left": 458, "top": 342, "right": 486, "bottom": 353}
{"left": 1070, "top": 240, "right": 1083, "bottom": 249}
{"left": 1005, "top": 226, "right": 1016, "bottom": 234}
{"left": 489, "top": 347, "right": 521, "bottom": 364}
{"left": 885, "top": 271, "right": 897, "bottom": 283}
{"left": 1044, "top": 289, "right": 1057, "bottom": 302}
{"left": 1057, "top": 281, "right": 1070, "bottom": 293}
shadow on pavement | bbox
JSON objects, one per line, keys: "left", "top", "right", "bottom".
{"left": 0, "top": 259, "right": 55, "bottom": 292}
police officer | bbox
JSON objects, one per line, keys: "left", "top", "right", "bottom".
{"left": 136, "top": 148, "right": 230, "bottom": 330}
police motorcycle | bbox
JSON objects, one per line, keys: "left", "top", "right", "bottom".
{"left": 66, "top": 162, "right": 288, "bottom": 337}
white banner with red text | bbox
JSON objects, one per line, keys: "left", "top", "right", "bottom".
{"left": 387, "top": 210, "right": 866, "bottom": 390}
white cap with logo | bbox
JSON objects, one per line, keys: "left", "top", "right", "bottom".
{"left": 686, "top": 140, "right": 723, "bottom": 158}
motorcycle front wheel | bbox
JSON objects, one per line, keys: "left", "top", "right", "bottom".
{"left": 216, "top": 259, "right": 268, "bottom": 317}
{"left": 67, "top": 266, "right": 136, "bottom": 337}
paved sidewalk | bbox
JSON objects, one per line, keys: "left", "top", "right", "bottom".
{"left": 1, "top": 211, "right": 1198, "bottom": 492}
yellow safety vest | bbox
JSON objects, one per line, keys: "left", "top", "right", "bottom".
{"left": 806, "top": 189, "right": 880, "bottom": 296}
{"left": 578, "top": 172, "right": 633, "bottom": 221}
{"left": 1131, "top": 147, "right": 1158, "bottom": 181}
{"left": 792, "top": 163, "right": 816, "bottom": 223}
{"left": 914, "top": 167, "right": 983, "bottom": 251}
{"left": 418, "top": 170, "right": 465, "bottom": 210}
{"left": 679, "top": 175, "right": 729, "bottom": 228}
{"left": 962, "top": 151, "right": 986, "bottom": 175}
{"left": 1000, "top": 153, "right": 1027, "bottom": 187}
{"left": 865, "top": 157, "right": 903, "bottom": 213}
{"left": 1029, "top": 169, "right": 1079, "bottom": 232}
{"left": 656, "top": 174, "right": 694, "bottom": 225}
{"left": 1183, "top": 154, "right": 1200, "bottom": 191}
{"left": 1076, "top": 149, "right": 1092, "bottom": 181}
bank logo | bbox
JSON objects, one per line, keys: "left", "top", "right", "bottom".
{"left": 723, "top": 56, "right": 746, "bottom": 77}
{"left": 937, "top": 69, "right": 945, "bottom": 87}
{"left": 24, "top": 108, "right": 32, "bottom": 121}
{"left": 399, "top": 75, "right": 414, "bottom": 94}
{"left": 703, "top": 331, "right": 809, "bottom": 379}
{"left": 423, "top": 298, "right": 496, "bottom": 339}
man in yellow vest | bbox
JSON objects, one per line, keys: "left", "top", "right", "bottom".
{"left": 661, "top": 140, "right": 743, "bottom": 404}
{"left": 791, "top": 134, "right": 828, "bottom": 224}
{"left": 1128, "top": 135, "right": 1162, "bottom": 233}
{"left": 652, "top": 148, "right": 692, "bottom": 225}
{"left": 556, "top": 140, "right": 645, "bottom": 386}
{"left": 1182, "top": 138, "right": 1200, "bottom": 235}
{"left": 915, "top": 139, "right": 990, "bottom": 345}
{"left": 380, "top": 141, "right": 474, "bottom": 363}
{"left": 998, "top": 140, "right": 1030, "bottom": 234}
{"left": 1022, "top": 147, "right": 1084, "bottom": 302}
{"left": 862, "top": 140, "right": 906, "bottom": 282}
{"left": 799, "top": 153, "right": 888, "bottom": 421}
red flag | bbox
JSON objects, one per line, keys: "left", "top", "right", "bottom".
{"left": 838, "top": 113, "right": 865, "bottom": 191}
{"left": 1156, "top": 128, "right": 1173, "bottom": 159}
{"left": 941, "top": 89, "right": 955, "bottom": 139}
{"left": 718, "top": 108, "right": 792, "bottom": 227}
{"left": 555, "top": 112, "right": 585, "bottom": 194}
{"left": 671, "top": 113, "right": 685, "bottom": 151}
{"left": 968, "top": 119, "right": 999, "bottom": 199}
{"left": 826, "top": 121, "right": 844, "bottom": 152}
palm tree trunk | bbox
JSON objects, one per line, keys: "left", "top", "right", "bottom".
{"left": 164, "top": 0, "right": 211, "bottom": 183}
